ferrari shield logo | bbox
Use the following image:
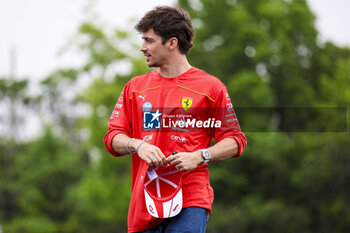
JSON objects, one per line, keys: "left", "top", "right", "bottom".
{"left": 182, "top": 97, "right": 193, "bottom": 110}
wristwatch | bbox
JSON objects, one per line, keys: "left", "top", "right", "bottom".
{"left": 200, "top": 149, "right": 211, "bottom": 164}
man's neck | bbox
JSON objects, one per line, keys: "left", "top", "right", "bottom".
{"left": 158, "top": 55, "right": 192, "bottom": 78}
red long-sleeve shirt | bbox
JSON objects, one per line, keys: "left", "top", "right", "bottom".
{"left": 104, "top": 67, "right": 247, "bottom": 232}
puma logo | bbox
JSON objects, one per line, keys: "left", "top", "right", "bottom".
{"left": 138, "top": 95, "right": 146, "bottom": 100}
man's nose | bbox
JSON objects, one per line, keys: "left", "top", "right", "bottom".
{"left": 140, "top": 42, "right": 147, "bottom": 53}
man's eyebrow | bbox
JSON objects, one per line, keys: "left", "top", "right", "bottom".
{"left": 142, "top": 36, "right": 154, "bottom": 41}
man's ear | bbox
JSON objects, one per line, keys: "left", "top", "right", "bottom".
{"left": 167, "top": 37, "right": 178, "bottom": 51}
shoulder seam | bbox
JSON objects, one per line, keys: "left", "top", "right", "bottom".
{"left": 128, "top": 86, "right": 161, "bottom": 99}
{"left": 177, "top": 85, "right": 215, "bottom": 102}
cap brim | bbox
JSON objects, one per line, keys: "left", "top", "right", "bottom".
{"left": 144, "top": 188, "right": 182, "bottom": 218}
{"left": 143, "top": 165, "right": 183, "bottom": 218}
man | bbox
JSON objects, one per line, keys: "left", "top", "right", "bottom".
{"left": 104, "top": 6, "right": 247, "bottom": 233}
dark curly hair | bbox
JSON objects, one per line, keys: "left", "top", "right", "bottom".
{"left": 135, "top": 6, "right": 195, "bottom": 54}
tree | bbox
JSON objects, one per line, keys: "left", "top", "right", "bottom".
{"left": 178, "top": 0, "right": 350, "bottom": 232}
{"left": 1, "top": 1, "right": 350, "bottom": 232}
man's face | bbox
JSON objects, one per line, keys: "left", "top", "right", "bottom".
{"left": 140, "top": 29, "right": 169, "bottom": 67}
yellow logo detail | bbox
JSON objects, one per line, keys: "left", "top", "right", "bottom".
{"left": 182, "top": 97, "right": 193, "bottom": 110}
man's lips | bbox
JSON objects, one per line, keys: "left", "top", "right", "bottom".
{"left": 144, "top": 53, "right": 151, "bottom": 61}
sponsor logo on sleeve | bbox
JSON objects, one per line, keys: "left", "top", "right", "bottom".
{"left": 110, "top": 110, "right": 120, "bottom": 120}
{"left": 226, "top": 103, "right": 234, "bottom": 111}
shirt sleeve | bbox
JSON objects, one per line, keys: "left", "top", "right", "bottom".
{"left": 211, "top": 83, "right": 247, "bottom": 157}
{"left": 103, "top": 82, "right": 133, "bottom": 157}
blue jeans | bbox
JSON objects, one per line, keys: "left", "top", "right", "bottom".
{"left": 138, "top": 207, "right": 209, "bottom": 233}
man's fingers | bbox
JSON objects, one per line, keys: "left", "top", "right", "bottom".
{"left": 156, "top": 148, "right": 167, "bottom": 165}
{"left": 150, "top": 156, "right": 156, "bottom": 163}
{"left": 167, "top": 154, "right": 175, "bottom": 163}
{"left": 149, "top": 156, "right": 157, "bottom": 166}
{"left": 155, "top": 152, "right": 166, "bottom": 166}
{"left": 175, "top": 164, "right": 185, "bottom": 171}
{"left": 148, "top": 150, "right": 166, "bottom": 167}
{"left": 138, "top": 143, "right": 167, "bottom": 166}
{"left": 151, "top": 153, "right": 163, "bottom": 167}
{"left": 169, "top": 156, "right": 181, "bottom": 166}
{"left": 168, "top": 155, "right": 175, "bottom": 165}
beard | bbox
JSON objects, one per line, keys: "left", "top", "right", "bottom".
{"left": 145, "top": 53, "right": 166, "bottom": 67}
{"left": 146, "top": 57, "right": 162, "bottom": 67}
{"left": 147, "top": 61, "right": 161, "bottom": 67}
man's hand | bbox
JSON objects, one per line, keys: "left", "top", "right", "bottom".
{"left": 167, "top": 151, "right": 204, "bottom": 172}
{"left": 133, "top": 140, "right": 167, "bottom": 167}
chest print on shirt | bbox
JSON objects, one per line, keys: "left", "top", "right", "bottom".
{"left": 181, "top": 97, "right": 193, "bottom": 111}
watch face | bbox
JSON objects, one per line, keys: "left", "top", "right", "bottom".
{"left": 204, "top": 151, "right": 210, "bottom": 159}
{"left": 202, "top": 150, "right": 210, "bottom": 160}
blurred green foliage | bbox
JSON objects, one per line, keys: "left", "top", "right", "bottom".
{"left": 1, "top": 0, "right": 350, "bottom": 232}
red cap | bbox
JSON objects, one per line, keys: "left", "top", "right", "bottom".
{"left": 144, "top": 165, "right": 183, "bottom": 218}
